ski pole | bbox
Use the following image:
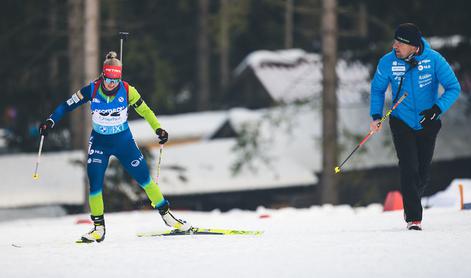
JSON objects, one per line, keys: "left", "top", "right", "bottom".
{"left": 156, "top": 144, "right": 164, "bottom": 183}
{"left": 334, "top": 93, "right": 408, "bottom": 174}
{"left": 32, "top": 135, "right": 45, "bottom": 180}
{"left": 118, "top": 31, "right": 129, "bottom": 64}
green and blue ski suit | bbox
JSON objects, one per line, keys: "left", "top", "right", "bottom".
{"left": 48, "top": 79, "right": 166, "bottom": 216}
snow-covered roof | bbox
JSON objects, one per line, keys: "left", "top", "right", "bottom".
{"left": 1, "top": 96, "right": 470, "bottom": 207}
{"left": 128, "top": 110, "right": 228, "bottom": 145}
{"left": 217, "top": 94, "right": 471, "bottom": 173}
{"left": 428, "top": 35, "right": 467, "bottom": 49}
{"left": 154, "top": 138, "right": 316, "bottom": 196}
{"left": 0, "top": 151, "right": 84, "bottom": 208}
{"left": 221, "top": 106, "right": 318, "bottom": 171}
{"left": 0, "top": 136, "right": 316, "bottom": 207}
{"left": 2, "top": 48, "right": 470, "bottom": 208}
{"left": 234, "top": 49, "right": 370, "bottom": 105}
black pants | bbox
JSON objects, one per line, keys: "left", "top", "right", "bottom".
{"left": 389, "top": 117, "right": 441, "bottom": 222}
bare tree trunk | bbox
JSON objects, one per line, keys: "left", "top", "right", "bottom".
{"left": 67, "top": 0, "right": 84, "bottom": 150}
{"left": 81, "top": 0, "right": 100, "bottom": 213}
{"left": 219, "top": 0, "right": 230, "bottom": 94}
{"left": 103, "top": 0, "right": 118, "bottom": 36}
{"left": 357, "top": 2, "right": 368, "bottom": 38}
{"left": 83, "top": 0, "right": 99, "bottom": 128}
{"left": 48, "top": 0, "right": 59, "bottom": 89}
{"left": 197, "top": 0, "right": 210, "bottom": 111}
{"left": 284, "top": 0, "right": 294, "bottom": 49}
{"left": 321, "top": 0, "right": 338, "bottom": 204}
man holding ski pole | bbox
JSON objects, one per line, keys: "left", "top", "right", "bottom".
{"left": 38, "top": 51, "right": 192, "bottom": 243}
{"left": 370, "top": 23, "right": 460, "bottom": 230}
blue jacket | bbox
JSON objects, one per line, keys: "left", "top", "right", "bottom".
{"left": 370, "top": 38, "right": 461, "bottom": 130}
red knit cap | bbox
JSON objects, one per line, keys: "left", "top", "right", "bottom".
{"left": 103, "top": 65, "right": 122, "bottom": 79}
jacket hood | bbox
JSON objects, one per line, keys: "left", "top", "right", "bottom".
{"left": 417, "top": 37, "right": 431, "bottom": 57}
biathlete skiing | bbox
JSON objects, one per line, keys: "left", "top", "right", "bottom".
{"left": 38, "top": 51, "right": 192, "bottom": 243}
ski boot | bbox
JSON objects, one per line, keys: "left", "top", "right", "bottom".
{"left": 157, "top": 200, "right": 192, "bottom": 231}
{"left": 79, "top": 215, "right": 106, "bottom": 243}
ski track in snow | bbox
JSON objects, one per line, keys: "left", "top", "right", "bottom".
{"left": 1, "top": 205, "right": 471, "bottom": 278}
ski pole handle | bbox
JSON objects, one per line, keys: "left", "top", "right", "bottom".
{"left": 33, "top": 135, "right": 45, "bottom": 180}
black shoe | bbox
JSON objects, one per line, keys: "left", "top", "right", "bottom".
{"left": 407, "top": 221, "right": 422, "bottom": 231}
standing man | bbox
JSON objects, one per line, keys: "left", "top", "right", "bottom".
{"left": 370, "top": 23, "right": 461, "bottom": 230}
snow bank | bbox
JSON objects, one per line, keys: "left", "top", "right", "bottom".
{"left": 423, "top": 179, "right": 471, "bottom": 209}
{"left": 1, "top": 205, "right": 470, "bottom": 278}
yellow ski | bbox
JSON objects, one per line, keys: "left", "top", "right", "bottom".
{"left": 137, "top": 227, "right": 263, "bottom": 237}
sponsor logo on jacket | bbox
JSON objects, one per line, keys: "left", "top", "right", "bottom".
{"left": 92, "top": 106, "right": 125, "bottom": 116}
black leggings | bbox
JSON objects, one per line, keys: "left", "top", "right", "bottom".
{"left": 389, "top": 117, "right": 441, "bottom": 222}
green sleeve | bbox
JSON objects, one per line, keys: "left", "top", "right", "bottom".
{"left": 128, "top": 85, "right": 161, "bottom": 131}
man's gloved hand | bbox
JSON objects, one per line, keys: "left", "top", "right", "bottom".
{"left": 419, "top": 104, "right": 441, "bottom": 128}
{"left": 369, "top": 120, "right": 383, "bottom": 133}
{"left": 156, "top": 128, "right": 169, "bottom": 144}
{"left": 38, "top": 119, "right": 54, "bottom": 136}
{"left": 370, "top": 114, "right": 383, "bottom": 133}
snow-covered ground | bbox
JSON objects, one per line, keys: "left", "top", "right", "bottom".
{"left": 1, "top": 205, "right": 470, "bottom": 278}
